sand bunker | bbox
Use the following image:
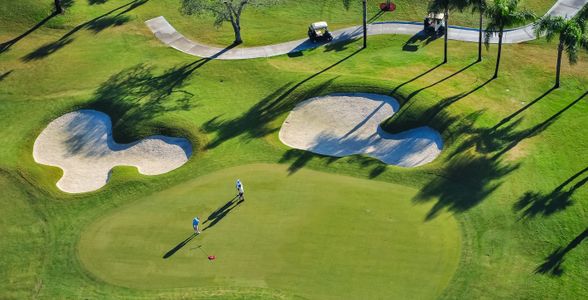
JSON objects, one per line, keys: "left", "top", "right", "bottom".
{"left": 33, "top": 110, "right": 192, "bottom": 193}
{"left": 279, "top": 93, "right": 443, "bottom": 167}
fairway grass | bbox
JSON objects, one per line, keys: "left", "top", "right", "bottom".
{"left": 78, "top": 164, "right": 460, "bottom": 299}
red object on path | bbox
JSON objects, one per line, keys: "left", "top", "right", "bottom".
{"left": 208, "top": 255, "right": 216, "bottom": 260}
{"left": 379, "top": 3, "right": 396, "bottom": 12}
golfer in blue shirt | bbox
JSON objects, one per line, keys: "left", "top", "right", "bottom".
{"left": 236, "top": 179, "right": 245, "bottom": 201}
{"left": 193, "top": 216, "right": 201, "bottom": 234}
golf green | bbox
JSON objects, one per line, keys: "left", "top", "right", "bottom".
{"left": 78, "top": 164, "right": 460, "bottom": 299}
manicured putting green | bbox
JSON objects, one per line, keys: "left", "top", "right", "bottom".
{"left": 78, "top": 164, "right": 460, "bottom": 299}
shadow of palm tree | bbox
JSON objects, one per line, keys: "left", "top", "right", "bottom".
{"left": 84, "top": 61, "right": 202, "bottom": 144}
{"left": 203, "top": 48, "right": 363, "bottom": 149}
{"left": 368, "top": 10, "right": 386, "bottom": 23}
{"left": 89, "top": 0, "right": 109, "bottom": 4}
{"left": 485, "top": 90, "right": 587, "bottom": 159}
{"left": 0, "top": 12, "right": 58, "bottom": 54}
{"left": 386, "top": 77, "right": 494, "bottom": 134}
{"left": 492, "top": 87, "right": 556, "bottom": 130}
{"left": 21, "top": 0, "right": 148, "bottom": 61}
{"left": 535, "top": 227, "right": 588, "bottom": 276}
{"left": 391, "top": 62, "right": 444, "bottom": 94}
{"left": 62, "top": 0, "right": 75, "bottom": 9}
{"left": 445, "top": 90, "right": 587, "bottom": 161}
{"left": 0, "top": 70, "right": 13, "bottom": 82}
{"left": 63, "top": 43, "right": 234, "bottom": 155}
{"left": 413, "top": 153, "right": 519, "bottom": 220}
{"left": 411, "top": 90, "right": 586, "bottom": 220}
{"left": 514, "top": 167, "right": 587, "bottom": 219}
{"left": 203, "top": 79, "right": 336, "bottom": 149}
{"left": 86, "top": 15, "right": 131, "bottom": 33}
{"left": 21, "top": 37, "right": 75, "bottom": 62}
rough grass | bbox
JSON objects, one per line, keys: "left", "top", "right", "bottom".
{"left": 0, "top": 0, "right": 587, "bottom": 299}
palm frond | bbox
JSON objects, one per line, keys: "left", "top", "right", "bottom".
{"left": 534, "top": 16, "right": 565, "bottom": 43}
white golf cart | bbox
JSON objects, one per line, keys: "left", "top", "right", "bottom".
{"left": 424, "top": 12, "right": 445, "bottom": 36}
{"left": 308, "top": 21, "right": 333, "bottom": 43}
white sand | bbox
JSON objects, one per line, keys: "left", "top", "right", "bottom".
{"left": 279, "top": 93, "right": 443, "bottom": 167}
{"left": 33, "top": 110, "right": 192, "bottom": 193}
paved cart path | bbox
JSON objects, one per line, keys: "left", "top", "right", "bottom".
{"left": 146, "top": 0, "right": 586, "bottom": 60}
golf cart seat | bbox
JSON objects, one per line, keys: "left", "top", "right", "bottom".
{"left": 308, "top": 21, "right": 333, "bottom": 43}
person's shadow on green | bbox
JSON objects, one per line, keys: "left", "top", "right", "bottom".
{"left": 203, "top": 196, "right": 244, "bottom": 231}
{"left": 162, "top": 232, "right": 198, "bottom": 259}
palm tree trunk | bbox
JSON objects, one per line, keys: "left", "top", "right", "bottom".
{"left": 493, "top": 27, "right": 503, "bottom": 79}
{"left": 477, "top": 8, "right": 483, "bottom": 62}
{"left": 54, "top": 0, "right": 63, "bottom": 14}
{"left": 555, "top": 39, "right": 563, "bottom": 88}
{"left": 443, "top": 6, "right": 449, "bottom": 64}
{"left": 363, "top": 0, "right": 367, "bottom": 48}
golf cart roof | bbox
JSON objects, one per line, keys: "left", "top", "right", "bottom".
{"left": 310, "top": 21, "right": 328, "bottom": 30}
{"left": 427, "top": 12, "right": 445, "bottom": 20}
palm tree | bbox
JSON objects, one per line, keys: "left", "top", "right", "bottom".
{"left": 485, "top": 0, "right": 535, "bottom": 79}
{"left": 470, "top": 0, "right": 487, "bottom": 62}
{"left": 429, "top": 0, "right": 470, "bottom": 64}
{"left": 534, "top": 15, "right": 588, "bottom": 88}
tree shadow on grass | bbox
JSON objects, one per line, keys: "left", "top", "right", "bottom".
{"left": 162, "top": 232, "right": 197, "bottom": 259}
{"left": 386, "top": 77, "right": 494, "bottom": 134}
{"left": 0, "top": 70, "right": 13, "bottom": 82}
{"left": 203, "top": 48, "right": 363, "bottom": 150}
{"left": 412, "top": 90, "right": 587, "bottom": 220}
{"left": 462, "top": 90, "right": 588, "bottom": 160}
{"left": 22, "top": 37, "right": 75, "bottom": 62}
{"left": 402, "top": 60, "right": 479, "bottom": 100}
{"left": 0, "top": 12, "right": 58, "bottom": 54}
{"left": 391, "top": 62, "right": 444, "bottom": 95}
{"left": 278, "top": 149, "right": 342, "bottom": 175}
{"left": 83, "top": 61, "right": 204, "bottom": 144}
{"left": 514, "top": 167, "right": 587, "bottom": 219}
{"left": 85, "top": 15, "right": 131, "bottom": 33}
{"left": 413, "top": 153, "right": 520, "bottom": 221}
{"left": 385, "top": 65, "right": 489, "bottom": 135}
{"left": 61, "top": 0, "right": 75, "bottom": 9}
{"left": 21, "top": 0, "right": 148, "bottom": 61}
{"left": 535, "top": 227, "right": 588, "bottom": 276}
{"left": 57, "top": 42, "right": 232, "bottom": 157}
{"left": 89, "top": 0, "right": 109, "bottom": 4}
{"left": 492, "top": 86, "right": 556, "bottom": 130}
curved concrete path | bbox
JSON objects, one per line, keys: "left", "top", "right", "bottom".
{"left": 279, "top": 93, "right": 443, "bottom": 167}
{"left": 146, "top": 0, "right": 585, "bottom": 60}
{"left": 33, "top": 110, "right": 192, "bottom": 193}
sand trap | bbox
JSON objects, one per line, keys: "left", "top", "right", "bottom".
{"left": 279, "top": 93, "right": 443, "bottom": 167}
{"left": 33, "top": 110, "right": 192, "bottom": 193}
